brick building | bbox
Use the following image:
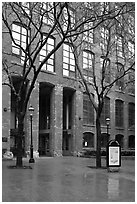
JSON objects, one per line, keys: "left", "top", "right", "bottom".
{"left": 2, "top": 2, "right": 135, "bottom": 157}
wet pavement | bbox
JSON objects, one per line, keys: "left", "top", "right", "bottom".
{"left": 2, "top": 156, "right": 135, "bottom": 202}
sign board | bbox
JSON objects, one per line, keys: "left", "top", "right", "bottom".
{"left": 106, "top": 140, "right": 121, "bottom": 168}
{"left": 109, "top": 146, "right": 120, "bottom": 166}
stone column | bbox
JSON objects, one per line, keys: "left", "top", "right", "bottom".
{"left": 2, "top": 86, "right": 11, "bottom": 151}
{"left": 124, "top": 101, "right": 128, "bottom": 149}
{"left": 50, "top": 84, "right": 63, "bottom": 157}
{"left": 72, "top": 90, "right": 83, "bottom": 156}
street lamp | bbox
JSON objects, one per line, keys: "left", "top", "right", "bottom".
{"left": 106, "top": 118, "right": 110, "bottom": 136}
{"left": 28, "top": 105, "right": 35, "bottom": 163}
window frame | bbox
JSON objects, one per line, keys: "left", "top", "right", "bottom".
{"left": 12, "top": 22, "right": 30, "bottom": 64}
{"left": 115, "top": 99, "right": 124, "bottom": 127}
{"left": 63, "top": 43, "right": 75, "bottom": 77}
{"left": 83, "top": 50, "right": 95, "bottom": 82}
{"left": 100, "top": 97, "right": 110, "bottom": 125}
{"left": 83, "top": 93, "right": 94, "bottom": 125}
{"left": 128, "top": 102, "right": 135, "bottom": 128}
{"left": 39, "top": 35, "right": 55, "bottom": 73}
{"left": 115, "top": 63, "right": 124, "bottom": 91}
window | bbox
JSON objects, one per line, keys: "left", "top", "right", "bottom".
{"left": 83, "top": 93, "right": 94, "bottom": 125}
{"left": 21, "top": 2, "right": 30, "bottom": 15}
{"left": 63, "top": 8, "right": 75, "bottom": 31}
{"left": 115, "top": 100, "right": 124, "bottom": 127}
{"left": 128, "top": 41, "right": 135, "bottom": 59}
{"left": 100, "top": 2, "right": 109, "bottom": 15}
{"left": 100, "top": 57, "right": 111, "bottom": 83}
{"left": 128, "top": 103, "right": 135, "bottom": 128}
{"left": 39, "top": 36, "right": 55, "bottom": 72}
{"left": 115, "top": 63, "right": 124, "bottom": 91}
{"left": 100, "top": 97, "right": 110, "bottom": 125}
{"left": 83, "top": 50, "right": 94, "bottom": 82}
{"left": 83, "top": 22, "right": 94, "bottom": 43}
{"left": 83, "top": 132, "right": 94, "bottom": 148}
{"left": 128, "top": 135, "right": 135, "bottom": 149}
{"left": 41, "top": 2, "right": 54, "bottom": 25}
{"left": 63, "top": 43, "right": 75, "bottom": 77}
{"left": 116, "top": 35, "right": 123, "bottom": 58}
{"left": 128, "top": 15, "right": 135, "bottom": 36}
{"left": 12, "top": 23, "right": 30, "bottom": 64}
{"left": 128, "top": 72, "right": 135, "bottom": 94}
{"left": 100, "top": 27, "right": 109, "bottom": 50}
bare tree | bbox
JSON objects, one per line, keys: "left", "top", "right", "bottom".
{"left": 2, "top": 2, "right": 134, "bottom": 167}
{"left": 68, "top": 2, "right": 135, "bottom": 167}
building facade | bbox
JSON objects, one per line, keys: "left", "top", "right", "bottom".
{"left": 2, "top": 2, "right": 135, "bottom": 157}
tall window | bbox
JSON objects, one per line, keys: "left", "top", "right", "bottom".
{"left": 39, "top": 36, "right": 55, "bottom": 72}
{"left": 115, "top": 99, "right": 124, "bottom": 127}
{"left": 100, "top": 2, "right": 109, "bottom": 15}
{"left": 83, "top": 50, "right": 94, "bottom": 82}
{"left": 41, "top": 2, "right": 54, "bottom": 25}
{"left": 100, "top": 97, "right": 110, "bottom": 125}
{"left": 128, "top": 41, "right": 135, "bottom": 59}
{"left": 63, "top": 8, "right": 75, "bottom": 31}
{"left": 83, "top": 93, "right": 94, "bottom": 125}
{"left": 63, "top": 43, "right": 75, "bottom": 77}
{"left": 128, "top": 103, "right": 135, "bottom": 128}
{"left": 100, "top": 57, "right": 111, "bottom": 83}
{"left": 21, "top": 2, "right": 30, "bottom": 15}
{"left": 128, "top": 135, "right": 135, "bottom": 149}
{"left": 12, "top": 23, "right": 30, "bottom": 64}
{"left": 116, "top": 35, "right": 123, "bottom": 58}
{"left": 128, "top": 15, "right": 135, "bottom": 36}
{"left": 115, "top": 63, "right": 124, "bottom": 91}
{"left": 83, "top": 22, "right": 94, "bottom": 43}
{"left": 128, "top": 72, "right": 135, "bottom": 94}
{"left": 100, "top": 27, "right": 109, "bottom": 50}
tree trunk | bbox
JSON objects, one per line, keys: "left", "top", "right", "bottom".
{"left": 96, "top": 116, "right": 102, "bottom": 168}
{"left": 16, "top": 117, "right": 24, "bottom": 167}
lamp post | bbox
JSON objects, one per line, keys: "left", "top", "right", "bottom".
{"left": 106, "top": 118, "right": 110, "bottom": 137}
{"left": 28, "top": 105, "right": 35, "bottom": 163}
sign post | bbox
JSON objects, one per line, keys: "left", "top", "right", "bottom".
{"left": 106, "top": 140, "right": 121, "bottom": 172}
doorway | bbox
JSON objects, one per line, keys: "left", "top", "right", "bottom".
{"left": 62, "top": 88, "right": 74, "bottom": 156}
{"left": 39, "top": 133, "right": 50, "bottom": 156}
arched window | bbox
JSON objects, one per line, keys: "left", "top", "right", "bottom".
{"left": 128, "top": 135, "right": 135, "bottom": 149}
{"left": 83, "top": 132, "right": 94, "bottom": 148}
{"left": 115, "top": 99, "right": 124, "bottom": 127}
{"left": 115, "top": 134, "right": 124, "bottom": 148}
{"left": 83, "top": 93, "right": 94, "bottom": 125}
{"left": 101, "top": 97, "right": 110, "bottom": 125}
{"left": 128, "top": 103, "right": 135, "bottom": 128}
{"left": 115, "top": 63, "right": 124, "bottom": 91}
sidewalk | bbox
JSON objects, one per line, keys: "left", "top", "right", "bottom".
{"left": 2, "top": 156, "right": 135, "bottom": 202}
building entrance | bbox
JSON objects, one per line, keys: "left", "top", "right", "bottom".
{"left": 39, "top": 133, "right": 50, "bottom": 156}
{"left": 39, "top": 83, "right": 53, "bottom": 156}
{"left": 62, "top": 88, "right": 75, "bottom": 156}
{"left": 62, "top": 131, "right": 72, "bottom": 156}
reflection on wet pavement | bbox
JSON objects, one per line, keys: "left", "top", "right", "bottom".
{"left": 2, "top": 157, "right": 135, "bottom": 202}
